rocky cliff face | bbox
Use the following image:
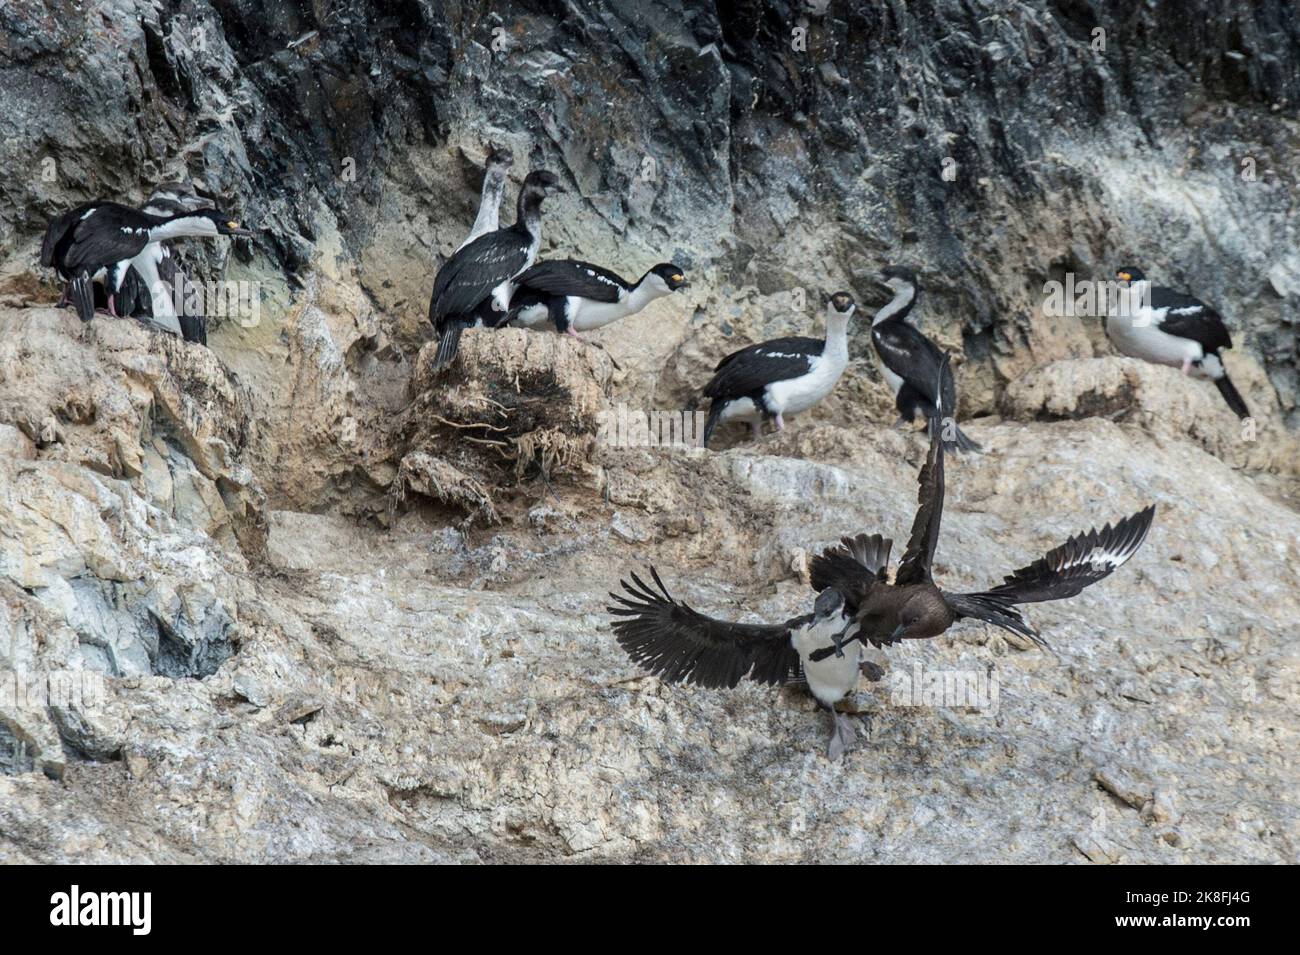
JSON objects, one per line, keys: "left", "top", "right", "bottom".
{"left": 1, "top": 1, "right": 1297, "bottom": 862}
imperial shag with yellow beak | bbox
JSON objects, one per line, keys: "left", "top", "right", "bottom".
{"left": 608, "top": 358, "right": 1156, "bottom": 759}
{"left": 1106, "top": 266, "right": 1250, "bottom": 419}
{"left": 40, "top": 201, "right": 253, "bottom": 326}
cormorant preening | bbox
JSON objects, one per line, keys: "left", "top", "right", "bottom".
{"left": 115, "top": 183, "right": 211, "bottom": 344}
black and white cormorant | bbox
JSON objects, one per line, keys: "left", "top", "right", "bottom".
{"left": 456, "top": 143, "right": 513, "bottom": 252}
{"left": 1106, "top": 266, "right": 1250, "bottom": 419}
{"left": 700, "top": 291, "right": 856, "bottom": 448}
{"left": 609, "top": 359, "right": 1156, "bottom": 758}
{"left": 871, "top": 266, "right": 979, "bottom": 453}
{"left": 115, "top": 183, "right": 211, "bottom": 344}
{"left": 506, "top": 261, "right": 688, "bottom": 338}
{"left": 428, "top": 169, "right": 564, "bottom": 369}
{"left": 40, "top": 201, "right": 252, "bottom": 326}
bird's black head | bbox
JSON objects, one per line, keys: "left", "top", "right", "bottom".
{"left": 486, "top": 143, "right": 514, "bottom": 169}
{"left": 829, "top": 290, "right": 855, "bottom": 314}
{"left": 522, "top": 170, "right": 565, "bottom": 196}
{"left": 1114, "top": 266, "right": 1145, "bottom": 283}
{"left": 880, "top": 265, "right": 919, "bottom": 289}
{"left": 648, "top": 263, "right": 688, "bottom": 291}
{"left": 813, "top": 588, "right": 845, "bottom": 621}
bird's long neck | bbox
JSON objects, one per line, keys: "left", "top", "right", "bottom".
{"left": 824, "top": 309, "right": 851, "bottom": 360}
{"left": 626, "top": 272, "right": 668, "bottom": 313}
{"left": 146, "top": 213, "right": 214, "bottom": 242}
{"left": 516, "top": 188, "right": 544, "bottom": 242}
{"left": 873, "top": 284, "right": 916, "bottom": 326}
{"left": 470, "top": 165, "right": 508, "bottom": 238}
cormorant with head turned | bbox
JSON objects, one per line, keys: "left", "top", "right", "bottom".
{"left": 701, "top": 291, "right": 856, "bottom": 448}
{"left": 608, "top": 358, "right": 1156, "bottom": 759}
{"left": 40, "top": 201, "right": 253, "bottom": 326}
{"left": 871, "top": 266, "right": 979, "bottom": 453}
{"left": 428, "top": 169, "right": 565, "bottom": 369}
{"left": 1106, "top": 266, "right": 1250, "bottom": 419}
{"left": 507, "top": 260, "right": 688, "bottom": 338}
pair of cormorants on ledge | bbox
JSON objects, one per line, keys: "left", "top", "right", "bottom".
{"left": 701, "top": 266, "right": 980, "bottom": 452}
{"left": 610, "top": 360, "right": 1156, "bottom": 759}
{"left": 40, "top": 184, "right": 252, "bottom": 345}
{"left": 428, "top": 146, "right": 688, "bottom": 369}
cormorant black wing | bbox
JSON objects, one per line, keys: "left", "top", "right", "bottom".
{"left": 703, "top": 336, "right": 822, "bottom": 400}
{"left": 1151, "top": 287, "right": 1232, "bottom": 354}
{"left": 893, "top": 356, "right": 949, "bottom": 586}
{"left": 429, "top": 229, "right": 532, "bottom": 323}
{"left": 809, "top": 534, "right": 892, "bottom": 612}
{"left": 515, "top": 260, "right": 626, "bottom": 303}
{"left": 41, "top": 204, "right": 95, "bottom": 269}
{"left": 607, "top": 568, "right": 807, "bottom": 688}
{"left": 62, "top": 203, "right": 151, "bottom": 275}
{"left": 872, "top": 321, "right": 954, "bottom": 410}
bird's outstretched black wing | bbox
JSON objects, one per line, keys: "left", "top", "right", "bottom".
{"left": 607, "top": 568, "right": 806, "bottom": 688}
{"left": 515, "top": 260, "right": 626, "bottom": 303}
{"left": 809, "top": 534, "right": 892, "bottom": 611}
{"left": 893, "top": 355, "right": 950, "bottom": 586}
{"left": 1151, "top": 287, "right": 1232, "bottom": 354}
{"left": 944, "top": 505, "right": 1156, "bottom": 648}
{"left": 703, "top": 336, "right": 822, "bottom": 400}
{"left": 983, "top": 505, "right": 1156, "bottom": 603}
{"left": 429, "top": 230, "right": 532, "bottom": 323}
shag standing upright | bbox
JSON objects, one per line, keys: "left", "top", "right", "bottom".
{"left": 608, "top": 358, "right": 1156, "bottom": 759}
{"left": 871, "top": 266, "right": 979, "bottom": 453}
{"left": 1106, "top": 266, "right": 1250, "bottom": 419}
{"left": 428, "top": 169, "right": 564, "bottom": 369}
{"left": 701, "top": 291, "right": 856, "bottom": 448}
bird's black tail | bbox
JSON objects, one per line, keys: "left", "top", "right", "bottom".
{"left": 179, "top": 314, "right": 207, "bottom": 346}
{"left": 69, "top": 274, "right": 94, "bottom": 323}
{"left": 702, "top": 401, "right": 725, "bottom": 449}
{"left": 944, "top": 592, "right": 1049, "bottom": 648}
{"left": 432, "top": 321, "right": 464, "bottom": 370}
{"left": 929, "top": 415, "right": 981, "bottom": 454}
{"left": 1214, "top": 372, "right": 1250, "bottom": 420}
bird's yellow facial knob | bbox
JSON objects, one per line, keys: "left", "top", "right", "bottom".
{"left": 1117, "top": 271, "right": 1131, "bottom": 281}
{"left": 228, "top": 221, "right": 241, "bottom": 230}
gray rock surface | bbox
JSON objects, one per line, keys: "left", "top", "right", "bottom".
{"left": 1, "top": 1, "right": 1297, "bottom": 862}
